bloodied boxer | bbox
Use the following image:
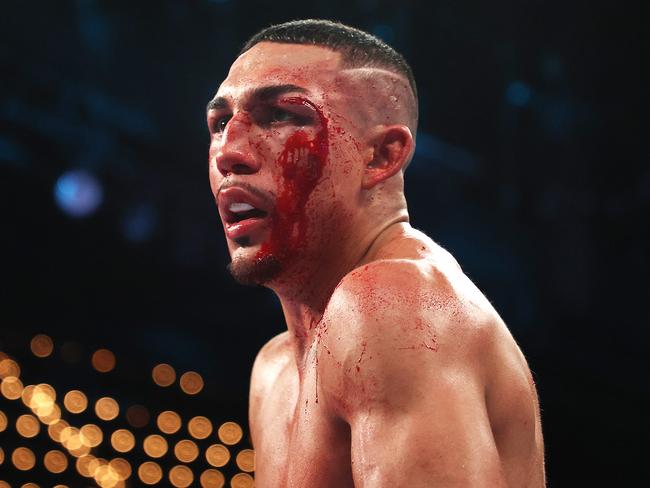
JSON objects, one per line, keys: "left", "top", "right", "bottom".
{"left": 207, "top": 19, "right": 545, "bottom": 487}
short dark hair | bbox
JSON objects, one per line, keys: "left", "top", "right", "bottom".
{"left": 240, "top": 19, "right": 417, "bottom": 104}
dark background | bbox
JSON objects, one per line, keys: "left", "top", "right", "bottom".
{"left": 1, "top": 0, "right": 647, "bottom": 486}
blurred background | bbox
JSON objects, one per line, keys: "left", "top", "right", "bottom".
{"left": 1, "top": 0, "right": 647, "bottom": 486}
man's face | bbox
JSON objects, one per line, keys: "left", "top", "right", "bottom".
{"left": 207, "top": 42, "right": 369, "bottom": 286}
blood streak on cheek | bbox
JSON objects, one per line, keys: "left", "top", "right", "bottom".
{"left": 255, "top": 97, "right": 329, "bottom": 262}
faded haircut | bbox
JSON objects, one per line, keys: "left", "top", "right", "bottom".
{"left": 240, "top": 19, "right": 418, "bottom": 110}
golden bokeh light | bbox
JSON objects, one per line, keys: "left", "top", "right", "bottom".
{"left": 1, "top": 376, "right": 24, "bottom": 400}
{"left": 21, "top": 484, "right": 39, "bottom": 488}
{"left": 157, "top": 410, "right": 181, "bottom": 434}
{"left": 63, "top": 390, "right": 88, "bottom": 414}
{"left": 143, "top": 434, "right": 168, "bottom": 458}
{"left": 0, "top": 358, "right": 20, "bottom": 379}
{"left": 111, "top": 429, "right": 135, "bottom": 453}
{"left": 199, "top": 468, "right": 226, "bottom": 488}
{"left": 205, "top": 444, "right": 230, "bottom": 468}
{"left": 126, "top": 404, "right": 150, "bottom": 428}
{"left": 109, "top": 457, "right": 132, "bottom": 480}
{"left": 80, "top": 423, "right": 103, "bottom": 447}
{"left": 16, "top": 414, "right": 40, "bottom": 438}
{"left": 179, "top": 371, "right": 204, "bottom": 395}
{"left": 174, "top": 439, "right": 199, "bottom": 463}
{"left": 152, "top": 363, "right": 176, "bottom": 387}
{"left": 27, "top": 384, "right": 57, "bottom": 416}
{"left": 236, "top": 449, "right": 255, "bottom": 473}
{"left": 68, "top": 444, "right": 92, "bottom": 458}
{"left": 138, "top": 461, "right": 163, "bottom": 485}
{"left": 231, "top": 473, "right": 255, "bottom": 488}
{"left": 95, "top": 397, "right": 120, "bottom": 421}
{"left": 30, "top": 334, "right": 54, "bottom": 358}
{"left": 0, "top": 446, "right": 4, "bottom": 464}
{"left": 20, "top": 384, "right": 35, "bottom": 407}
{"left": 36, "top": 403, "right": 61, "bottom": 425}
{"left": 44, "top": 449, "right": 68, "bottom": 474}
{"left": 0, "top": 410, "right": 7, "bottom": 432}
{"left": 188, "top": 415, "right": 213, "bottom": 439}
{"left": 0, "top": 482, "right": 9, "bottom": 488}
{"left": 218, "top": 421, "right": 243, "bottom": 445}
{"left": 94, "top": 464, "right": 121, "bottom": 488}
{"left": 48, "top": 419, "right": 70, "bottom": 442}
{"left": 12, "top": 447, "right": 36, "bottom": 471}
{"left": 200, "top": 469, "right": 226, "bottom": 488}
{"left": 76, "top": 454, "right": 98, "bottom": 477}
{"left": 91, "top": 349, "right": 116, "bottom": 373}
{"left": 169, "top": 465, "right": 194, "bottom": 488}
{"left": 60, "top": 426, "right": 91, "bottom": 457}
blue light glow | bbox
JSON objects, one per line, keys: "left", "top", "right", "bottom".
{"left": 506, "top": 81, "right": 532, "bottom": 107}
{"left": 54, "top": 169, "right": 103, "bottom": 218}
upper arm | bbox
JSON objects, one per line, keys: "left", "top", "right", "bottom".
{"left": 249, "top": 331, "right": 291, "bottom": 448}
{"left": 321, "top": 263, "right": 508, "bottom": 487}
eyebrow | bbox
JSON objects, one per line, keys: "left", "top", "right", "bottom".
{"left": 206, "top": 83, "right": 309, "bottom": 112}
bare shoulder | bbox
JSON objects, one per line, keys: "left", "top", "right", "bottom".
{"left": 321, "top": 249, "right": 536, "bottom": 415}
{"left": 249, "top": 332, "right": 292, "bottom": 419}
{"left": 250, "top": 331, "right": 292, "bottom": 395}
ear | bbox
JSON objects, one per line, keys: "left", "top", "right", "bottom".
{"left": 362, "top": 125, "right": 414, "bottom": 190}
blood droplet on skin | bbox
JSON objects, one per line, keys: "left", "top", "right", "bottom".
{"left": 255, "top": 97, "right": 329, "bottom": 264}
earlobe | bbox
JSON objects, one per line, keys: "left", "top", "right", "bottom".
{"left": 362, "top": 126, "right": 414, "bottom": 190}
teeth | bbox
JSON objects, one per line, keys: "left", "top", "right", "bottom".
{"left": 229, "top": 202, "right": 255, "bottom": 213}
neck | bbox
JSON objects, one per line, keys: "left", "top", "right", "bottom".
{"left": 270, "top": 214, "right": 409, "bottom": 373}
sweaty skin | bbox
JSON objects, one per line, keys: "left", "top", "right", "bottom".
{"left": 208, "top": 42, "right": 545, "bottom": 487}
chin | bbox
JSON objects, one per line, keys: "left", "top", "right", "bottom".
{"left": 227, "top": 252, "right": 282, "bottom": 286}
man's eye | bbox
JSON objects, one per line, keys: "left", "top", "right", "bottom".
{"left": 270, "top": 108, "right": 293, "bottom": 123}
{"left": 212, "top": 115, "right": 232, "bottom": 133}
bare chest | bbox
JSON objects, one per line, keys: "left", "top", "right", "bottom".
{"left": 251, "top": 350, "right": 353, "bottom": 488}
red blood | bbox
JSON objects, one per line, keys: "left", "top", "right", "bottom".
{"left": 255, "top": 97, "right": 329, "bottom": 263}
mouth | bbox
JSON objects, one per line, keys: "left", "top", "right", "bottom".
{"left": 217, "top": 186, "right": 273, "bottom": 242}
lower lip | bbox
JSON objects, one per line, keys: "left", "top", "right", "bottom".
{"left": 224, "top": 217, "right": 268, "bottom": 240}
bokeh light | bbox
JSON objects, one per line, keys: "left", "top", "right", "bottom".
{"left": 64, "top": 389, "right": 88, "bottom": 413}
{"left": 157, "top": 410, "right": 181, "bottom": 434}
{"left": 95, "top": 396, "right": 119, "bottom": 420}
{"left": 30, "top": 334, "right": 54, "bottom": 358}
{"left": 0, "top": 410, "right": 7, "bottom": 432}
{"left": 236, "top": 449, "right": 255, "bottom": 472}
{"left": 126, "top": 404, "right": 150, "bottom": 428}
{"left": 92, "top": 349, "right": 116, "bottom": 373}
{"left": 143, "top": 434, "right": 168, "bottom": 458}
{"left": 44, "top": 449, "right": 68, "bottom": 474}
{"left": 1, "top": 376, "right": 23, "bottom": 400}
{"left": 174, "top": 439, "right": 199, "bottom": 463}
{"left": 16, "top": 414, "right": 40, "bottom": 438}
{"left": 0, "top": 358, "right": 20, "bottom": 378}
{"left": 169, "top": 465, "right": 194, "bottom": 487}
{"left": 80, "top": 423, "right": 103, "bottom": 447}
{"left": 188, "top": 415, "right": 213, "bottom": 439}
{"left": 200, "top": 469, "right": 225, "bottom": 488}
{"left": 205, "top": 444, "right": 230, "bottom": 468}
{"left": 152, "top": 363, "right": 176, "bottom": 387}
{"left": 230, "top": 472, "right": 254, "bottom": 488}
{"left": 12, "top": 446, "right": 36, "bottom": 471}
{"left": 53, "top": 169, "right": 103, "bottom": 218}
{"left": 218, "top": 421, "right": 243, "bottom": 445}
{"left": 138, "top": 461, "right": 163, "bottom": 485}
{"left": 179, "top": 371, "right": 204, "bottom": 395}
{"left": 111, "top": 428, "right": 135, "bottom": 453}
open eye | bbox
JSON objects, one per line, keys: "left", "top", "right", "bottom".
{"left": 210, "top": 115, "right": 232, "bottom": 134}
{"left": 270, "top": 107, "right": 293, "bottom": 123}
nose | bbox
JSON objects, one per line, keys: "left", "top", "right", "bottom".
{"left": 214, "top": 114, "right": 261, "bottom": 177}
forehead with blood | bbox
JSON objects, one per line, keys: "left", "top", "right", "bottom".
{"left": 255, "top": 97, "right": 329, "bottom": 264}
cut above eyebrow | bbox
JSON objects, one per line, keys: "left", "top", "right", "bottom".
{"left": 206, "top": 83, "right": 309, "bottom": 112}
